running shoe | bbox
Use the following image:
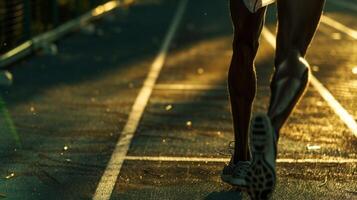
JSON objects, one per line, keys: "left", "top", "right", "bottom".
{"left": 221, "top": 158, "right": 251, "bottom": 188}
{"left": 245, "top": 113, "right": 277, "bottom": 200}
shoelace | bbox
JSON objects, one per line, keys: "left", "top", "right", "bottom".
{"left": 228, "top": 140, "right": 235, "bottom": 155}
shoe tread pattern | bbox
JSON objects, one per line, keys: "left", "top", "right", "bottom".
{"left": 246, "top": 115, "right": 276, "bottom": 200}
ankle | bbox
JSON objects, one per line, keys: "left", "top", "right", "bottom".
{"left": 233, "top": 156, "right": 250, "bottom": 164}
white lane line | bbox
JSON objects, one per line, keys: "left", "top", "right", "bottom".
{"left": 329, "top": 0, "right": 357, "bottom": 12}
{"left": 155, "top": 84, "right": 226, "bottom": 91}
{"left": 262, "top": 27, "right": 357, "bottom": 137}
{"left": 93, "top": 1, "right": 188, "bottom": 199}
{"left": 126, "top": 156, "right": 228, "bottom": 163}
{"left": 0, "top": 96, "right": 21, "bottom": 148}
{"left": 125, "top": 155, "right": 357, "bottom": 164}
{"left": 154, "top": 84, "right": 268, "bottom": 91}
{"left": 261, "top": 27, "right": 276, "bottom": 48}
{"left": 310, "top": 76, "right": 357, "bottom": 136}
{"left": 320, "top": 15, "right": 357, "bottom": 39}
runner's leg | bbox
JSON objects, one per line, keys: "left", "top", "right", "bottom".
{"left": 229, "top": 0, "right": 266, "bottom": 162}
{"left": 268, "top": 0, "right": 325, "bottom": 139}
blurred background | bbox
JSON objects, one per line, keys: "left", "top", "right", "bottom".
{"left": 0, "top": 0, "right": 356, "bottom": 199}
{"left": 0, "top": 0, "right": 106, "bottom": 54}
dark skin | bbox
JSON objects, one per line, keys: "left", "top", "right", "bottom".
{"left": 229, "top": 0, "right": 325, "bottom": 162}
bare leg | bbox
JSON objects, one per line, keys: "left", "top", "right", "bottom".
{"left": 229, "top": 0, "right": 266, "bottom": 163}
{"left": 245, "top": 1, "right": 325, "bottom": 198}
{"left": 268, "top": 0, "right": 325, "bottom": 139}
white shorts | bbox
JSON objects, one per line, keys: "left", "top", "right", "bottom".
{"left": 243, "top": 0, "right": 276, "bottom": 13}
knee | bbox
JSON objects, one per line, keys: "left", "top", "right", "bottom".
{"left": 233, "top": 33, "right": 260, "bottom": 57}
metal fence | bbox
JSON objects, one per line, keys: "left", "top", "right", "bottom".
{"left": 0, "top": 0, "right": 109, "bottom": 55}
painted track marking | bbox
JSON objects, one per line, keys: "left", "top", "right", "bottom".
{"left": 155, "top": 84, "right": 226, "bottom": 91}
{"left": 0, "top": 97, "right": 20, "bottom": 149}
{"left": 261, "top": 27, "right": 357, "bottom": 137}
{"left": 93, "top": 1, "right": 188, "bottom": 199}
{"left": 321, "top": 0, "right": 357, "bottom": 39}
{"left": 321, "top": 15, "right": 357, "bottom": 40}
{"left": 125, "top": 156, "right": 357, "bottom": 164}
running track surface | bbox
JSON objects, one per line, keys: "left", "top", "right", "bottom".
{"left": 0, "top": 0, "right": 356, "bottom": 199}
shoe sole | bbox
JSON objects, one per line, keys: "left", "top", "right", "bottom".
{"left": 230, "top": 178, "right": 248, "bottom": 189}
{"left": 221, "top": 174, "right": 248, "bottom": 189}
{"left": 245, "top": 114, "right": 276, "bottom": 200}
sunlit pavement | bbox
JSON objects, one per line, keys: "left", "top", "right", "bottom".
{"left": 0, "top": 0, "right": 356, "bottom": 199}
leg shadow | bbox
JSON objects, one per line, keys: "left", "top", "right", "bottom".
{"left": 205, "top": 188, "right": 244, "bottom": 200}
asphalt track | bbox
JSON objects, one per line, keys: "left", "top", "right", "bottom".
{"left": 0, "top": 0, "right": 356, "bottom": 199}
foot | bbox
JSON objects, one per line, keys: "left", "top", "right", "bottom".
{"left": 221, "top": 158, "right": 251, "bottom": 188}
{"left": 245, "top": 113, "right": 277, "bottom": 200}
